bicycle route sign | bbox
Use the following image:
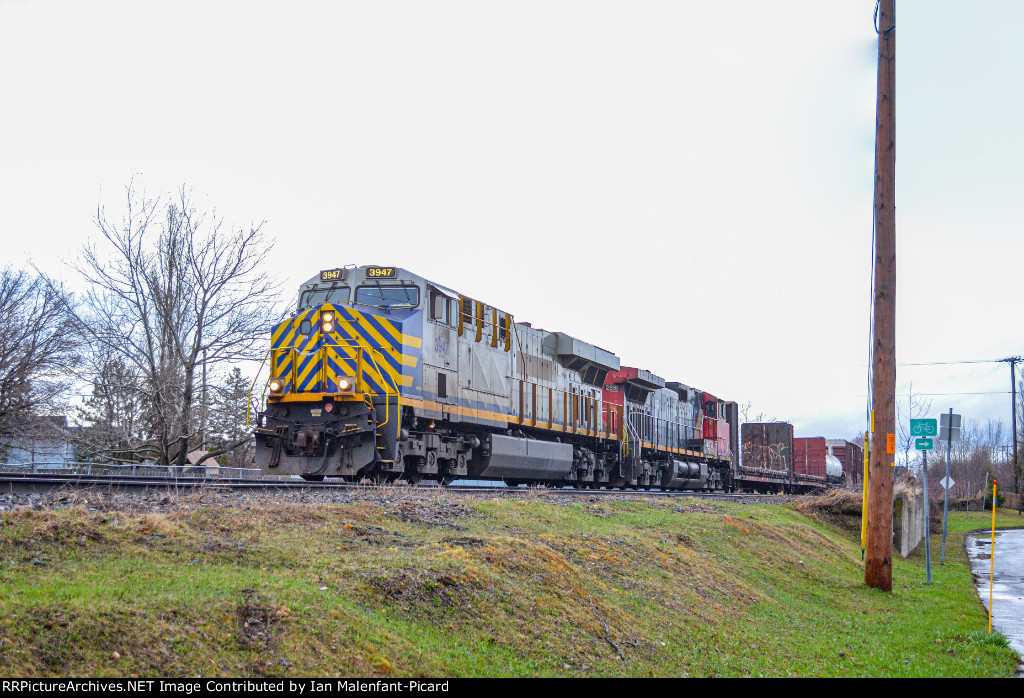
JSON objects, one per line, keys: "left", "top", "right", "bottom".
{"left": 911, "top": 418, "right": 938, "bottom": 438}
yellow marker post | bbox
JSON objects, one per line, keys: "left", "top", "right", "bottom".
{"left": 990, "top": 480, "right": 997, "bottom": 634}
{"left": 861, "top": 431, "right": 870, "bottom": 558}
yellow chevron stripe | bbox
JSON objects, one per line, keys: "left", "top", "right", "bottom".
{"left": 272, "top": 304, "right": 419, "bottom": 394}
{"left": 346, "top": 313, "right": 405, "bottom": 364}
{"left": 360, "top": 349, "right": 403, "bottom": 388}
{"left": 350, "top": 318, "right": 412, "bottom": 372}
{"left": 321, "top": 339, "right": 413, "bottom": 390}
{"left": 273, "top": 307, "right": 314, "bottom": 349}
{"left": 295, "top": 350, "right": 322, "bottom": 388}
{"left": 324, "top": 344, "right": 355, "bottom": 390}
{"left": 271, "top": 319, "right": 290, "bottom": 347}
{"left": 365, "top": 311, "right": 404, "bottom": 346}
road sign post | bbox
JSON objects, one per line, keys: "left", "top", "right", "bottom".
{"left": 921, "top": 448, "right": 932, "bottom": 583}
{"left": 940, "top": 410, "right": 962, "bottom": 564}
{"left": 915, "top": 434, "right": 935, "bottom": 581}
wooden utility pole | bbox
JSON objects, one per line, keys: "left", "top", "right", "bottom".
{"left": 1003, "top": 356, "right": 1021, "bottom": 512}
{"left": 866, "top": 0, "right": 896, "bottom": 592}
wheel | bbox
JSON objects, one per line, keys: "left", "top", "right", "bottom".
{"left": 368, "top": 469, "right": 400, "bottom": 484}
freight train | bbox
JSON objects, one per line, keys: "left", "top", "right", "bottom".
{"left": 252, "top": 265, "right": 852, "bottom": 492}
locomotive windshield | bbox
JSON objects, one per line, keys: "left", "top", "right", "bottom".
{"left": 300, "top": 286, "right": 350, "bottom": 308}
{"left": 355, "top": 284, "right": 420, "bottom": 309}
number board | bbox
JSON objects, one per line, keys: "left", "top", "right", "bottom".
{"left": 319, "top": 268, "right": 344, "bottom": 282}
{"left": 366, "top": 267, "right": 397, "bottom": 279}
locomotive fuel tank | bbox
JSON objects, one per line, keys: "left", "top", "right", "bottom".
{"left": 468, "top": 433, "right": 574, "bottom": 481}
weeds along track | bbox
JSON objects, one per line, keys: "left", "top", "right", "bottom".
{"left": 0, "top": 471, "right": 790, "bottom": 504}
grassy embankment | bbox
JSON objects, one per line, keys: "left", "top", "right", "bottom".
{"left": 0, "top": 490, "right": 1018, "bottom": 677}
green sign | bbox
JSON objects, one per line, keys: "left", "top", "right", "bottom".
{"left": 911, "top": 419, "right": 938, "bottom": 437}
{"left": 915, "top": 437, "right": 934, "bottom": 450}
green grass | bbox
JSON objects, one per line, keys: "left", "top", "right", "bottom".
{"left": 0, "top": 494, "right": 1017, "bottom": 677}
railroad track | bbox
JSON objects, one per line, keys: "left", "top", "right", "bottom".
{"left": 0, "top": 471, "right": 777, "bottom": 501}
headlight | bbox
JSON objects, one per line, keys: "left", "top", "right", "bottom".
{"left": 322, "top": 321, "right": 335, "bottom": 333}
{"left": 322, "top": 311, "right": 335, "bottom": 323}
{"left": 268, "top": 379, "right": 285, "bottom": 394}
{"left": 337, "top": 377, "right": 352, "bottom": 391}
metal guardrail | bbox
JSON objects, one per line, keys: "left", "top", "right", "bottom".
{"left": 0, "top": 461, "right": 264, "bottom": 479}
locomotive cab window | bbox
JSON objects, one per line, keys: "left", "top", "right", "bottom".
{"left": 355, "top": 285, "right": 420, "bottom": 309}
{"left": 429, "top": 290, "right": 449, "bottom": 324}
{"left": 299, "top": 286, "right": 350, "bottom": 308}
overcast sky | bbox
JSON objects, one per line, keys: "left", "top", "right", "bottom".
{"left": 2, "top": 0, "right": 1021, "bottom": 448}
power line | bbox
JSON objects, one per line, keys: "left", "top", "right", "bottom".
{"left": 854, "top": 391, "right": 1010, "bottom": 398}
{"left": 916, "top": 391, "right": 1011, "bottom": 396}
{"left": 898, "top": 359, "right": 1004, "bottom": 366}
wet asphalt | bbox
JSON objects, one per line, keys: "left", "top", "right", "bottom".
{"left": 967, "top": 528, "right": 1024, "bottom": 661}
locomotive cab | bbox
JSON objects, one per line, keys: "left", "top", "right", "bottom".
{"left": 254, "top": 266, "right": 426, "bottom": 481}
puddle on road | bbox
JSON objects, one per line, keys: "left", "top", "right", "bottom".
{"left": 966, "top": 529, "right": 1024, "bottom": 665}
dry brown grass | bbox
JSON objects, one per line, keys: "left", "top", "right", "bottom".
{"left": 792, "top": 488, "right": 864, "bottom": 532}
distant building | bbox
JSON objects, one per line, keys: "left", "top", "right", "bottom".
{"left": 5, "top": 415, "right": 74, "bottom": 466}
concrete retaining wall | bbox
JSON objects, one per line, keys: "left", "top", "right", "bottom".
{"left": 893, "top": 484, "right": 925, "bottom": 558}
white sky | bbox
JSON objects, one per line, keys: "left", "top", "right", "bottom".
{"left": 2, "top": 0, "right": 1022, "bottom": 445}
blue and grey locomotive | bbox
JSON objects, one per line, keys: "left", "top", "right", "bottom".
{"left": 252, "top": 265, "right": 738, "bottom": 489}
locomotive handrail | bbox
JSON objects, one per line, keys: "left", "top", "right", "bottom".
{"left": 356, "top": 346, "right": 400, "bottom": 434}
{"left": 513, "top": 378, "right": 618, "bottom": 440}
{"left": 246, "top": 348, "right": 273, "bottom": 427}
{"left": 626, "top": 407, "right": 703, "bottom": 455}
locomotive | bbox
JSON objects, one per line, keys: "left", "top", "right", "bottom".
{"left": 252, "top": 265, "right": 739, "bottom": 490}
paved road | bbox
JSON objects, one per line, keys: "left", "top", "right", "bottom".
{"left": 967, "top": 528, "right": 1024, "bottom": 659}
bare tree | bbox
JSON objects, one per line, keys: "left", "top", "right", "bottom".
{"left": 896, "top": 382, "right": 932, "bottom": 469}
{"left": 0, "top": 268, "right": 79, "bottom": 456}
{"left": 67, "top": 182, "right": 281, "bottom": 466}
{"left": 738, "top": 400, "right": 775, "bottom": 423}
{"left": 927, "top": 417, "right": 1013, "bottom": 505}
